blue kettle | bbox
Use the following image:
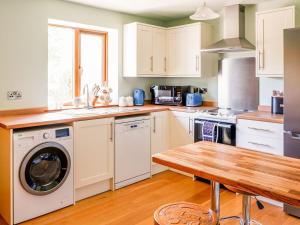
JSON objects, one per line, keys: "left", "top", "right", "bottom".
{"left": 133, "top": 89, "right": 145, "bottom": 106}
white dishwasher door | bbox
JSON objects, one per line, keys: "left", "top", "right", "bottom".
{"left": 115, "top": 116, "right": 151, "bottom": 189}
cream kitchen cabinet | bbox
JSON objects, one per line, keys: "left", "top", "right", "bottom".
{"left": 166, "top": 23, "right": 215, "bottom": 77}
{"left": 236, "top": 118, "right": 284, "bottom": 206}
{"left": 236, "top": 119, "right": 283, "bottom": 155}
{"left": 74, "top": 118, "right": 114, "bottom": 200}
{"left": 137, "top": 25, "right": 154, "bottom": 75}
{"left": 256, "top": 6, "right": 297, "bottom": 77}
{"left": 123, "top": 22, "right": 216, "bottom": 77}
{"left": 170, "top": 111, "right": 194, "bottom": 148}
{"left": 153, "top": 28, "right": 167, "bottom": 75}
{"left": 151, "top": 111, "right": 170, "bottom": 174}
{"left": 123, "top": 23, "right": 167, "bottom": 77}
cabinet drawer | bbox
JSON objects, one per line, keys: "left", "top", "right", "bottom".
{"left": 237, "top": 133, "right": 283, "bottom": 156}
{"left": 237, "top": 119, "right": 283, "bottom": 139}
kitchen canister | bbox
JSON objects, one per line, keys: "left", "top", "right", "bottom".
{"left": 118, "top": 96, "right": 127, "bottom": 107}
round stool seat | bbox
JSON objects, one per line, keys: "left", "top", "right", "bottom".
{"left": 154, "top": 202, "right": 217, "bottom": 225}
{"left": 224, "top": 185, "right": 257, "bottom": 196}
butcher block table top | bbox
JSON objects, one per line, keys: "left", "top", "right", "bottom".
{"left": 152, "top": 141, "right": 300, "bottom": 207}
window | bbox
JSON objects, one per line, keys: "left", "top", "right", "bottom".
{"left": 48, "top": 25, "right": 107, "bottom": 108}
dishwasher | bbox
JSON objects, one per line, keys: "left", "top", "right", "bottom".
{"left": 115, "top": 115, "right": 151, "bottom": 189}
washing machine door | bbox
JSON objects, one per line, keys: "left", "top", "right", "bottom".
{"left": 19, "top": 142, "right": 71, "bottom": 196}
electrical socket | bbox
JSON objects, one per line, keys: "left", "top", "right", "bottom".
{"left": 7, "top": 91, "right": 22, "bottom": 100}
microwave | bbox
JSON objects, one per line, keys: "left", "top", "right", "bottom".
{"left": 150, "top": 85, "right": 189, "bottom": 106}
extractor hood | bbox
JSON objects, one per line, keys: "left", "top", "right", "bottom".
{"left": 201, "top": 5, "right": 255, "bottom": 53}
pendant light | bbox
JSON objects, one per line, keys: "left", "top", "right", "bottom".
{"left": 190, "top": 2, "right": 220, "bottom": 20}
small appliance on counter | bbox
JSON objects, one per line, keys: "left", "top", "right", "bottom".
{"left": 133, "top": 88, "right": 145, "bottom": 106}
{"left": 184, "top": 86, "right": 207, "bottom": 107}
{"left": 271, "top": 90, "right": 284, "bottom": 114}
{"left": 185, "top": 93, "right": 203, "bottom": 107}
{"left": 150, "top": 85, "right": 189, "bottom": 106}
{"left": 119, "top": 96, "right": 134, "bottom": 107}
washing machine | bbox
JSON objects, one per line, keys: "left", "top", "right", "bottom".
{"left": 13, "top": 125, "right": 74, "bottom": 224}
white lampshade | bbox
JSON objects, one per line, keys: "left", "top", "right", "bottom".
{"left": 190, "top": 2, "right": 220, "bottom": 20}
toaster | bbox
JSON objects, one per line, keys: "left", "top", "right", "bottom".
{"left": 185, "top": 93, "right": 203, "bottom": 107}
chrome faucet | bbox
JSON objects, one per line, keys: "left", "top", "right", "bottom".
{"left": 83, "top": 84, "right": 92, "bottom": 109}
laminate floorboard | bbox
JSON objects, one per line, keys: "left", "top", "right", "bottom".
{"left": 1, "top": 171, "right": 299, "bottom": 225}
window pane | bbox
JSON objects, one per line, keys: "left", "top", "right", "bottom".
{"left": 48, "top": 26, "right": 75, "bottom": 108}
{"left": 80, "top": 33, "right": 104, "bottom": 91}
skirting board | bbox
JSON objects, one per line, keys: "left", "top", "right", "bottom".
{"left": 75, "top": 179, "right": 113, "bottom": 202}
{"left": 151, "top": 164, "right": 168, "bottom": 175}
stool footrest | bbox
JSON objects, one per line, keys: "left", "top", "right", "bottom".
{"left": 154, "top": 202, "right": 217, "bottom": 225}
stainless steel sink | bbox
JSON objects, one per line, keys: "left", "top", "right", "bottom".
{"left": 57, "top": 107, "right": 142, "bottom": 117}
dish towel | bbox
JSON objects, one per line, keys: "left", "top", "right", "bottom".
{"left": 202, "top": 121, "right": 218, "bottom": 142}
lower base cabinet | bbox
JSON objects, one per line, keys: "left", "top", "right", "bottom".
{"left": 169, "top": 111, "right": 194, "bottom": 177}
{"left": 237, "top": 119, "right": 283, "bottom": 207}
{"left": 151, "top": 111, "right": 170, "bottom": 174}
{"left": 74, "top": 118, "right": 114, "bottom": 201}
{"left": 170, "top": 111, "right": 194, "bottom": 148}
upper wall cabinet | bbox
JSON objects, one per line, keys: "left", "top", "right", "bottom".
{"left": 166, "top": 23, "right": 216, "bottom": 77}
{"left": 123, "top": 23, "right": 167, "bottom": 77}
{"left": 256, "top": 6, "right": 298, "bottom": 77}
{"left": 123, "top": 22, "right": 217, "bottom": 78}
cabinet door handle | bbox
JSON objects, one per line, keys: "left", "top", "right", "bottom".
{"left": 248, "top": 127, "right": 272, "bottom": 132}
{"left": 258, "top": 50, "right": 261, "bottom": 70}
{"left": 248, "top": 141, "right": 272, "bottom": 148}
{"left": 164, "top": 57, "right": 167, "bottom": 72}
{"left": 153, "top": 116, "right": 156, "bottom": 133}
{"left": 150, "top": 56, "right": 153, "bottom": 72}
{"left": 189, "top": 118, "right": 193, "bottom": 134}
{"left": 284, "top": 131, "right": 300, "bottom": 140}
{"left": 195, "top": 56, "right": 198, "bottom": 72}
{"left": 260, "top": 19, "right": 265, "bottom": 70}
{"left": 110, "top": 122, "right": 113, "bottom": 142}
{"left": 258, "top": 50, "right": 264, "bottom": 70}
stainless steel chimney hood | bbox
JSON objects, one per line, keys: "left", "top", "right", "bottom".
{"left": 201, "top": 5, "right": 255, "bottom": 53}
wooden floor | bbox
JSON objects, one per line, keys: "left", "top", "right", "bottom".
{"left": 1, "top": 171, "right": 299, "bottom": 225}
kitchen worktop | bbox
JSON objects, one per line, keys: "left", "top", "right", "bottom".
{"left": 237, "top": 111, "right": 284, "bottom": 124}
{"left": 0, "top": 105, "right": 214, "bottom": 130}
{"left": 153, "top": 141, "right": 300, "bottom": 207}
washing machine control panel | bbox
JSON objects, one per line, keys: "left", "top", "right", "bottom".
{"left": 43, "top": 132, "right": 50, "bottom": 139}
{"left": 55, "top": 128, "right": 70, "bottom": 138}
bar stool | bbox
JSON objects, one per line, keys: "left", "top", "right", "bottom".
{"left": 154, "top": 202, "right": 217, "bottom": 225}
{"left": 221, "top": 185, "right": 263, "bottom": 225}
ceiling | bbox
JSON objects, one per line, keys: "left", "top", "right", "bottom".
{"left": 66, "top": 0, "right": 271, "bottom": 21}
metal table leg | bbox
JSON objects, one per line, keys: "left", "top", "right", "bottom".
{"left": 211, "top": 181, "right": 220, "bottom": 224}
{"left": 242, "top": 195, "right": 251, "bottom": 225}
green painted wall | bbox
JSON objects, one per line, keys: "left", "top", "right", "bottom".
{"left": 1, "top": 0, "right": 298, "bottom": 109}
{"left": 0, "top": 0, "right": 167, "bottom": 110}
{"left": 165, "top": 0, "right": 300, "bottom": 106}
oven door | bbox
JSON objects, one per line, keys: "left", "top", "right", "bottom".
{"left": 194, "top": 119, "right": 236, "bottom": 146}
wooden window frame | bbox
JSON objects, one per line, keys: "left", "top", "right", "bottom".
{"left": 48, "top": 24, "right": 108, "bottom": 97}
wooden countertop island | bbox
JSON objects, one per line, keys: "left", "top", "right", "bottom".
{"left": 153, "top": 141, "right": 300, "bottom": 207}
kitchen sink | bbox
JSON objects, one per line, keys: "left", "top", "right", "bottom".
{"left": 57, "top": 107, "right": 142, "bottom": 117}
